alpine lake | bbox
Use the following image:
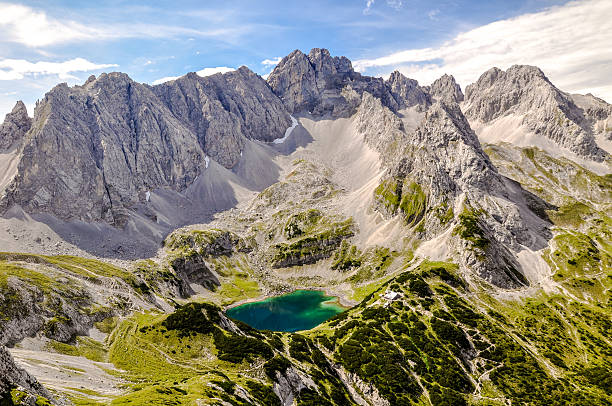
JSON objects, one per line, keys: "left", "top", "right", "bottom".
{"left": 226, "top": 289, "right": 346, "bottom": 332}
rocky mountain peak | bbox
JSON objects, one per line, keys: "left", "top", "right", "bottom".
{"left": 464, "top": 64, "right": 609, "bottom": 161}
{"left": 267, "top": 47, "right": 359, "bottom": 115}
{"left": 386, "top": 70, "right": 431, "bottom": 110}
{"left": 427, "top": 74, "right": 464, "bottom": 103}
{"left": 0, "top": 100, "right": 31, "bottom": 150}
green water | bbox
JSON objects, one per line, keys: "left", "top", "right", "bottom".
{"left": 226, "top": 290, "right": 345, "bottom": 332}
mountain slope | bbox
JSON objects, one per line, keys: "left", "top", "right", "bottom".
{"left": 463, "top": 65, "right": 610, "bottom": 163}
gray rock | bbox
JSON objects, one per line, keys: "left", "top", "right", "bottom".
{"left": 464, "top": 65, "right": 608, "bottom": 161}
{"left": 152, "top": 66, "right": 291, "bottom": 167}
{"left": 358, "top": 95, "right": 547, "bottom": 288}
{"left": 267, "top": 48, "right": 398, "bottom": 116}
{"left": 425, "top": 74, "right": 464, "bottom": 103}
{"left": 386, "top": 71, "right": 431, "bottom": 110}
{"left": 0, "top": 101, "right": 31, "bottom": 150}
{"left": 0, "top": 346, "right": 55, "bottom": 404}
{"left": 0, "top": 68, "right": 291, "bottom": 226}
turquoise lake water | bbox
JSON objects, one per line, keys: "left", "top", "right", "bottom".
{"left": 226, "top": 290, "right": 345, "bottom": 332}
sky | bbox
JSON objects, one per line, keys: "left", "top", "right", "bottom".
{"left": 1, "top": 0, "right": 611, "bottom": 119}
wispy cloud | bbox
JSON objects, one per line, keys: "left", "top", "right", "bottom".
{"left": 363, "top": 0, "right": 403, "bottom": 15}
{"left": 0, "top": 58, "right": 117, "bottom": 81}
{"left": 363, "top": 0, "right": 375, "bottom": 15}
{"left": 151, "top": 66, "right": 234, "bottom": 85}
{"left": 262, "top": 57, "right": 282, "bottom": 67}
{"left": 354, "top": 0, "right": 612, "bottom": 102}
{"left": 427, "top": 9, "right": 439, "bottom": 20}
{"left": 0, "top": 2, "right": 252, "bottom": 47}
{"left": 386, "top": 0, "right": 403, "bottom": 10}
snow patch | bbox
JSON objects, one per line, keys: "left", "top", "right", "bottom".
{"left": 273, "top": 115, "right": 299, "bottom": 144}
{"left": 204, "top": 156, "right": 210, "bottom": 169}
{"left": 145, "top": 191, "right": 150, "bottom": 202}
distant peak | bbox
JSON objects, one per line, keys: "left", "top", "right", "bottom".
{"left": 506, "top": 64, "right": 546, "bottom": 77}
{"left": 12, "top": 100, "right": 27, "bottom": 114}
{"left": 429, "top": 73, "right": 464, "bottom": 103}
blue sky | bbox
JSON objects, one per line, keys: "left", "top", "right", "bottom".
{"left": 1, "top": 0, "right": 611, "bottom": 118}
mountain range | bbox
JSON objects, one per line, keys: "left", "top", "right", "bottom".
{"left": 0, "top": 48, "right": 610, "bottom": 405}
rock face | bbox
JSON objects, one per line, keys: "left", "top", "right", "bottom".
{"left": 152, "top": 67, "right": 291, "bottom": 167}
{"left": 386, "top": 71, "right": 431, "bottom": 110}
{"left": 570, "top": 92, "right": 612, "bottom": 140}
{"left": 0, "top": 346, "right": 54, "bottom": 404}
{"left": 361, "top": 93, "right": 545, "bottom": 287}
{"left": 426, "top": 74, "right": 464, "bottom": 103}
{"left": 268, "top": 51, "right": 452, "bottom": 117}
{"left": 0, "top": 101, "right": 31, "bottom": 150}
{"left": 463, "top": 65, "right": 608, "bottom": 161}
{"left": 0, "top": 68, "right": 290, "bottom": 226}
{"left": 267, "top": 48, "right": 399, "bottom": 116}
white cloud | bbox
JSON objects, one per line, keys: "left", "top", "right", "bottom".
{"left": 0, "top": 58, "right": 117, "bottom": 81}
{"left": 261, "top": 57, "right": 282, "bottom": 67}
{"left": 151, "top": 66, "right": 235, "bottom": 85}
{"left": 386, "top": 0, "right": 403, "bottom": 10}
{"left": 151, "top": 75, "right": 180, "bottom": 85}
{"left": 354, "top": 0, "right": 612, "bottom": 102}
{"left": 363, "top": 0, "right": 402, "bottom": 15}
{"left": 428, "top": 9, "right": 440, "bottom": 20}
{"left": 0, "top": 2, "right": 104, "bottom": 47}
{"left": 196, "top": 66, "right": 234, "bottom": 77}
{"left": 0, "top": 2, "right": 250, "bottom": 47}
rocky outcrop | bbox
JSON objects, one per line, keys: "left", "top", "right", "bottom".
{"left": 386, "top": 71, "right": 431, "bottom": 110}
{"left": 463, "top": 65, "right": 608, "bottom": 161}
{"left": 361, "top": 94, "right": 548, "bottom": 287}
{"left": 570, "top": 92, "right": 612, "bottom": 140}
{"left": 426, "top": 74, "right": 464, "bottom": 103}
{"left": 0, "top": 101, "right": 31, "bottom": 150}
{"left": 170, "top": 256, "right": 220, "bottom": 291}
{"left": 267, "top": 48, "right": 398, "bottom": 117}
{"left": 272, "top": 367, "right": 317, "bottom": 406}
{"left": 0, "top": 346, "right": 55, "bottom": 405}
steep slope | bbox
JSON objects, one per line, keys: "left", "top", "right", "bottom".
{"left": 152, "top": 67, "right": 291, "bottom": 168}
{"left": 358, "top": 94, "right": 550, "bottom": 288}
{"left": 386, "top": 71, "right": 431, "bottom": 111}
{"left": 1, "top": 345, "right": 54, "bottom": 405}
{"left": 0, "top": 69, "right": 289, "bottom": 229}
{"left": 463, "top": 65, "right": 609, "bottom": 163}
{"left": 0, "top": 101, "right": 31, "bottom": 150}
{"left": 267, "top": 48, "right": 399, "bottom": 116}
{"left": 425, "top": 74, "right": 464, "bottom": 103}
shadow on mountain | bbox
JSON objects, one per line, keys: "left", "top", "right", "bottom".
{"left": 269, "top": 123, "right": 315, "bottom": 156}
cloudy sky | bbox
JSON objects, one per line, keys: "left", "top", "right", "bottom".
{"left": 1, "top": 0, "right": 610, "bottom": 119}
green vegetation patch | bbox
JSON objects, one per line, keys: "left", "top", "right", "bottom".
{"left": 374, "top": 178, "right": 401, "bottom": 213}
{"left": 272, "top": 218, "right": 355, "bottom": 267}
{"left": 331, "top": 241, "right": 362, "bottom": 271}
{"left": 399, "top": 182, "right": 427, "bottom": 226}
{"left": 453, "top": 208, "right": 489, "bottom": 250}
